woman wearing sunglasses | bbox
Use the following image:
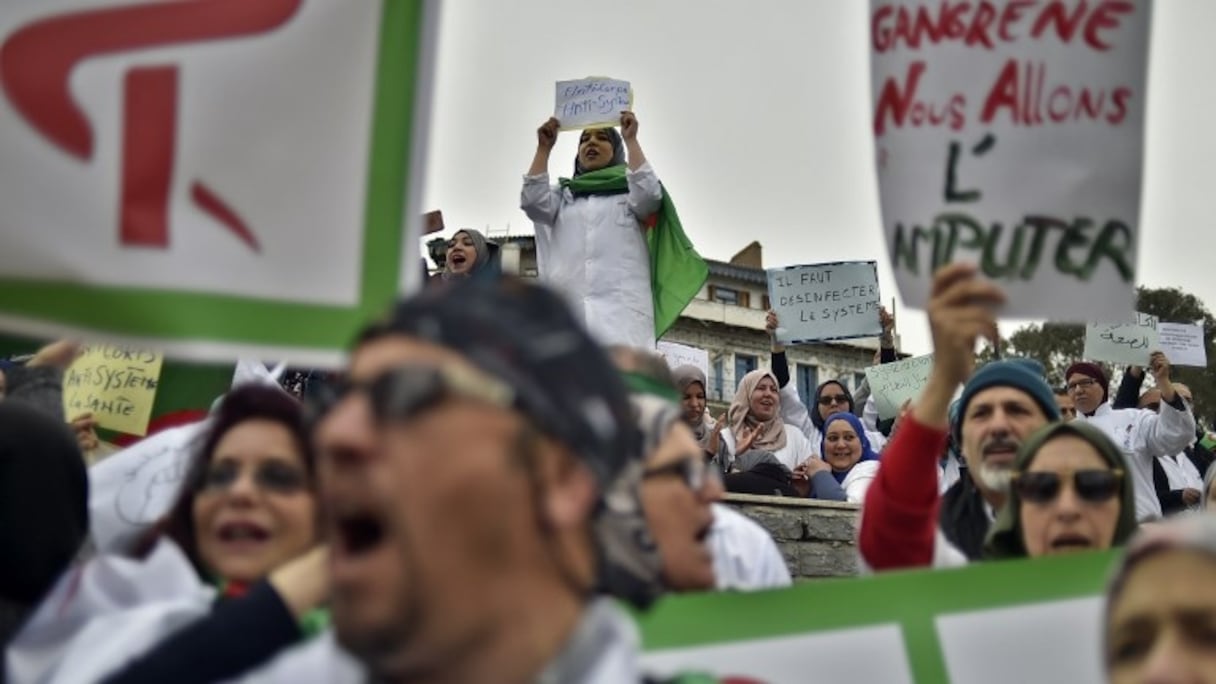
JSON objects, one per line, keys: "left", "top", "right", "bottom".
{"left": 985, "top": 420, "right": 1137, "bottom": 559}
{"left": 10, "top": 385, "right": 328, "bottom": 683}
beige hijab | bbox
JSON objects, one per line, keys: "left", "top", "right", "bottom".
{"left": 671, "top": 364, "right": 715, "bottom": 442}
{"left": 727, "top": 369, "right": 787, "bottom": 453}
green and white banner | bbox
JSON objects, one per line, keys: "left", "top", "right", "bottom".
{"left": 0, "top": 0, "right": 437, "bottom": 363}
{"left": 639, "top": 551, "right": 1115, "bottom": 683}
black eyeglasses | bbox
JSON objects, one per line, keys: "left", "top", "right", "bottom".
{"left": 818, "top": 394, "right": 849, "bottom": 406}
{"left": 1066, "top": 378, "right": 1098, "bottom": 393}
{"left": 201, "top": 460, "right": 308, "bottom": 495}
{"left": 643, "top": 457, "right": 721, "bottom": 492}
{"left": 307, "top": 363, "right": 516, "bottom": 427}
{"left": 1012, "top": 468, "right": 1124, "bottom": 505}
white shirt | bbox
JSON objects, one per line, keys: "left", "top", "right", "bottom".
{"left": 1078, "top": 401, "right": 1196, "bottom": 522}
{"left": 838, "top": 460, "right": 880, "bottom": 504}
{"left": 708, "top": 504, "right": 793, "bottom": 591}
{"left": 521, "top": 163, "right": 663, "bottom": 350}
{"left": 7, "top": 541, "right": 215, "bottom": 684}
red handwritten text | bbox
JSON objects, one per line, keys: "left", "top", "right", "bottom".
{"left": 872, "top": 0, "right": 1135, "bottom": 53}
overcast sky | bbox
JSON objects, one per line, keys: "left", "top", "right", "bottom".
{"left": 421, "top": 1, "right": 1216, "bottom": 357}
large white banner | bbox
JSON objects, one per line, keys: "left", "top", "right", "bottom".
{"left": 870, "top": 1, "right": 1152, "bottom": 321}
{"left": 0, "top": 0, "right": 438, "bottom": 363}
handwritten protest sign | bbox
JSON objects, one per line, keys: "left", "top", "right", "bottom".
{"left": 865, "top": 354, "right": 934, "bottom": 420}
{"left": 870, "top": 1, "right": 1151, "bottom": 321}
{"left": 555, "top": 77, "right": 633, "bottom": 130}
{"left": 1158, "top": 322, "right": 1207, "bottom": 368}
{"left": 1083, "top": 313, "right": 1159, "bottom": 366}
{"left": 766, "top": 261, "right": 882, "bottom": 344}
{"left": 657, "top": 340, "right": 710, "bottom": 380}
{"left": 88, "top": 421, "right": 209, "bottom": 552}
{"left": 63, "top": 344, "right": 164, "bottom": 436}
{"left": 0, "top": 2, "right": 437, "bottom": 363}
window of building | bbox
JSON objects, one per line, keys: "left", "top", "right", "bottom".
{"left": 762, "top": 294, "right": 771, "bottom": 311}
{"left": 734, "top": 354, "right": 757, "bottom": 391}
{"left": 712, "top": 357, "right": 724, "bottom": 401}
{"left": 709, "top": 285, "right": 750, "bottom": 308}
{"left": 797, "top": 364, "right": 819, "bottom": 414}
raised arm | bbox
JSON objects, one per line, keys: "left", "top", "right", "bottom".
{"left": 1112, "top": 365, "right": 1144, "bottom": 410}
{"left": 620, "top": 111, "right": 662, "bottom": 219}
{"left": 520, "top": 117, "right": 561, "bottom": 226}
{"left": 1137, "top": 352, "right": 1197, "bottom": 457}
{"left": 858, "top": 264, "right": 1004, "bottom": 570}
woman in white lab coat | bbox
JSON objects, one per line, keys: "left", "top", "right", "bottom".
{"left": 520, "top": 111, "right": 662, "bottom": 349}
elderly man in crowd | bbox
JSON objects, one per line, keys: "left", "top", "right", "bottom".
{"left": 1066, "top": 353, "right": 1195, "bottom": 522}
{"left": 859, "top": 263, "right": 1060, "bottom": 566}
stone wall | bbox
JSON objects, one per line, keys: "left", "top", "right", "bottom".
{"left": 722, "top": 493, "right": 860, "bottom": 579}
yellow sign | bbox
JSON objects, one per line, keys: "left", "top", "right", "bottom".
{"left": 62, "top": 344, "right": 164, "bottom": 436}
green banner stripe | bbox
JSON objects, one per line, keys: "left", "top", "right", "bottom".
{"left": 360, "top": 0, "right": 422, "bottom": 307}
{"left": 0, "top": 281, "right": 360, "bottom": 346}
{"left": 638, "top": 550, "right": 1115, "bottom": 652}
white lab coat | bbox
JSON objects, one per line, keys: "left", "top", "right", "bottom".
{"left": 708, "top": 504, "right": 792, "bottom": 591}
{"left": 521, "top": 162, "right": 662, "bottom": 350}
{"left": 1078, "top": 401, "right": 1196, "bottom": 522}
{"left": 7, "top": 541, "right": 214, "bottom": 684}
{"left": 778, "top": 384, "right": 888, "bottom": 455}
{"left": 838, "top": 460, "right": 880, "bottom": 504}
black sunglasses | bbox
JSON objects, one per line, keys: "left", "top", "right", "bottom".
{"left": 1012, "top": 468, "right": 1124, "bottom": 505}
{"left": 643, "top": 457, "right": 721, "bottom": 492}
{"left": 306, "top": 363, "right": 516, "bottom": 427}
{"left": 818, "top": 394, "right": 850, "bottom": 406}
{"left": 200, "top": 460, "right": 308, "bottom": 495}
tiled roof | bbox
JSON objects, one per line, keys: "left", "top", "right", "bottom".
{"left": 706, "top": 259, "right": 766, "bottom": 285}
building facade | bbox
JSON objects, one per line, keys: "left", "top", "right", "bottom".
{"left": 427, "top": 235, "right": 902, "bottom": 414}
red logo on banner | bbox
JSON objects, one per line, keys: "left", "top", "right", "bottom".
{"left": 1, "top": 0, "right": 302, "bottom": 251}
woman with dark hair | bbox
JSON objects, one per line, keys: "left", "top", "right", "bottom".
{"left": 9, "top": 384, "right": 327, "bottom": 684}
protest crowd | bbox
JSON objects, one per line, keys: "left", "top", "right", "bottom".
{"left": 4, "top": 3, "right": 1216, "bottom": 683}
{"left": 1, "top": 105, "right": 1214, "bottom": 683}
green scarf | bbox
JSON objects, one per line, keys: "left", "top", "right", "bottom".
{"left": 560, "top": 165, "right": 708, "bottom": 338}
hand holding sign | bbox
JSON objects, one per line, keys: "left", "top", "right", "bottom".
{"left": 537, "top": 116, "right": 559, "bottom": 151}
{"left": 928, "top": 264, "right": 1003, "bottom": 389}
{"left": 27, "top": 339, "right": 82, "bottom": 369}
{"left": 620, "top": 110, "right": 639, "bottom": 141}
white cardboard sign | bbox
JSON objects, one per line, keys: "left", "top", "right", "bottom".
{"left": 1084, "top": 312, "right": 1158, "bottom": 366}
{"left": 870, "top": 1, "right": 1151, "bottom": 321}
{"left": 865, "top": 354, "right": 934, "bottom": 420}
{"left": 0, "top": 1, "right": 437, "bottom": 363}
{"left": 656, "top": 340, "right": 710, "bottom": 380}
{"left": 766, "top": 261, "right": 882, "bottom": 344}
{"left": 554, "top": 77, "right": 632, "bottom": 130}
{"left": 88, "top": 421, "right": 209, "bottom": 553}
{"left": 1158, "top": 322, "right": 1207, "bottom": 368}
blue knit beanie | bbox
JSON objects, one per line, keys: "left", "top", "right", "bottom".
{"left": 952, "top": 358, "right": 1060, "bottom": 445}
